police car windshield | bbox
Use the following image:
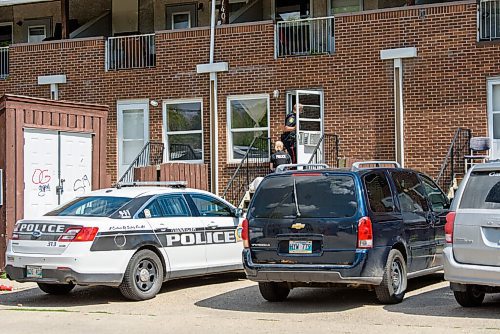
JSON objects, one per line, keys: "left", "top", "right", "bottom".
{"left": 45, "top": 196, "right": 133, "bottom": 217}
{"left": 249, "top": 174, "right": 358, "bottom": 219}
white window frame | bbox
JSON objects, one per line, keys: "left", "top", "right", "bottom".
{"left": 28, "top": 25, "right": 47, "bottom": 43}
{"left": 163, "top": 98, "right": 204, "bottom": 163}
{"left": 172, "top": 11, "right": 191, "bottom": 30}
{"left": 117, "top": 99, "right": 150, "bottom": 178}
{"left": 0, "top": 22, "right": 13, "bottom": 45}
{"left": 227, "top": 94, "right": 270, "bottom": 163}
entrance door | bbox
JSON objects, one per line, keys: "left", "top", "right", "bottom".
{"left": 59, "top": 132, "right": 93, "bottom": 204}
{"left": 488, "top": 79, "right": 500, "bottom": 159}
{"left": 23, "top": 130, "right": 93, "bottom": 219}
{"left": 286, "top": 90, "right": 324, "bottom": 164}
{"left": 117, "top": 101, "right": 149, "bottom": 179}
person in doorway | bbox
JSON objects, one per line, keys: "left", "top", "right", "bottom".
{"left": 281, "top": 103, "right": 302, "bottom": 163}
{"left": 270, "top": 140, "right": 292, "bottom": 172}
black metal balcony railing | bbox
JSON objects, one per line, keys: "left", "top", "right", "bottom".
{"left": 275, "top": 16, "right": 335, "bottom": 57}
{"left": 117, "top": 141, "right": 165, "bottom": 184}
{"left": 0, "top": 47, "right": 8, "bottom": 79}
{"left": 479, "top": 0, "right": 500, "bottom": 41}
{"left": 105, "top": 34, "right": 156, "bottom": 71}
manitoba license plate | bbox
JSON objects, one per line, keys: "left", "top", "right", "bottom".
{"left": 289, "top": 240, "right": 312, "bottom": 254}
{"left": 26, "top": 266, "right": 42, "bottom": 279}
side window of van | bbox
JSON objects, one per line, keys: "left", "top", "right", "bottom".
{"left": 419, "top": 174, "right": 450, "bottom": 212}
{"left": 391, "top": 171, "right": 429, "bottom": 213}
{"left": 364, "top": 172, "right": 395, "bottom": 213}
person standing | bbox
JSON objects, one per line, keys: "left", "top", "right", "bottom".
{"left": 281, "top": 103, "right": 302, "bottom": 163}
{"left": 270, "top": 140, "right": 292, "bottom": 172}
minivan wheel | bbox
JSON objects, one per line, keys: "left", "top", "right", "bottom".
{"left": 258, "top": 282, "right": 290, "bottom": 302}
{"left": 119, "top": 249, "right": 164, "bottom": 301}
{"left": 37, "top": 282, "right": 75, "bottom": 295}
{"left": 375, "top": 249, "right": 407, "bottom": 304}
{"left": 453, "top": 285, "right": 485, "bottom": 307}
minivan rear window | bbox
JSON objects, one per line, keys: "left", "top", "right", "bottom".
{"left": 249, "top": 174, "right": 358, "bottom": 219}
{"left": 460, "top": 171, "right": 500, "bottom": 209}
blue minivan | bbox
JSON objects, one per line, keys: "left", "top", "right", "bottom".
{"left": 242, "top": 163, "right": 450, "bottom": 304}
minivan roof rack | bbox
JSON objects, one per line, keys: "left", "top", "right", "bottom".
{"left": 115, "top": 181, "right": 187, "bottom": 189}
{"left": 275, "top": 163, "right": 329, "bottom": 173}
{"left": 351, "top": 161, "right": 401, "bottom": 171}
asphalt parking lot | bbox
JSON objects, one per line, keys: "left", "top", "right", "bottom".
{"left": 1, "top": 273, "right": 499, "bottom": 334}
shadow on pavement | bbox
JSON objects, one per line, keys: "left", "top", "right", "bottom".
{"left": 0, "top": 272, "right": 246, "bottom": 307}
{"left": 195, "top": 274, "right": 446, "bottom": 314}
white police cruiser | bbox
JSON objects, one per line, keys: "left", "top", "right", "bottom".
{"left": 5, "top": 183, "right": 244, "bottom": 300}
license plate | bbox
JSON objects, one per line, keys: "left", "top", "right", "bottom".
{"left": 289, "top": 240, "right": 312, "bottom": 254}
{"left": 26, "top": 266, "right": 42, "bottom": 279}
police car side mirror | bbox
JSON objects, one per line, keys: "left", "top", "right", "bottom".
{"left": 233, "top": 208, "right": 243, "bottom": 218}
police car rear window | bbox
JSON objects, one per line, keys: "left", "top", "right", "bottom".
{"left": 460, "top": 171, "right": 500, "bottom": 209}
{"left": 249, "top": 174, "right": 358, "bottom": 219}
{"left": 45, "top": 196, "right": 133, "bottom": 217}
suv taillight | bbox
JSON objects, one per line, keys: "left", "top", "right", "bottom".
{"left": 357, "top": 216, "right": 373, "bottom": 249}
{"left": 58, "top": 227, "right": 99, "bottom": 242}
{"left": 241, "top": 218, "right": 249, "bottom": 248}
{"left": 445, "top": 212, "right": 455, "bottom": 244}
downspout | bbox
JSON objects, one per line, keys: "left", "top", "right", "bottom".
{"left": 209, "top": 0, "right": 219, "bottom": 194}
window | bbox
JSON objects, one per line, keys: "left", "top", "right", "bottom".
{"left": 227, "top": 95, "right": 270, "bottom": 162}
{"left": 172, "top": 12, "right": 191, "bottom": 29}
{"left": 141, "top": 195, "right": 191, "bottom": 218}
{"left": 249, "top": 174, "right": 358, "bottom": 219}
{"left": 0, "top": 23, "right": 12, "bottom": 47}
{"left": 164, "top": 100, "right": 203, "bottom": 162}
{"left": 419, "top": 174, "right": 449, "bottom": 212}
{"left": 45, "top": 196, "right": 132, "bottom": 217}
{"left": 190, "top": 194, "right": 233, "bottom": 217}
{"left": 460, "top": 171, "right": 500, "bottom": 209}
{"left": 391, "top": 171, "right": 429, "bottom": 213}
{"left": 331, "top": 0, "right": 362, "bottom": 14}
{"left": 28, "top": 25, "right": 46, "bottom": 43}
{"left": 364, "top": 172, "right": 395, "bottom": 213}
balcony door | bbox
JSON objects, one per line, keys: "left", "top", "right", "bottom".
{"left": 488, "top": 79, "right": 500, "bottom": 159}
{"left": 117, "top": 100, "right": 149, "bottom": 179}
{"left": 286, "top": 90, "right": 324, "bottom": 164}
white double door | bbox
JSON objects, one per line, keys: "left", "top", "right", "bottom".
{"left": 286, "top": 90, "right": 324, "bottom": 164}
{"left": 24, "top": 129, "right": 92, "bottom": 219}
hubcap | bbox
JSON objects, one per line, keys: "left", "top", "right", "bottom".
{"left": 390, "top": 259, "right": 403, "bottom": 294}
{"left": 134, "top": 259, "right": 158, "bottom": 292}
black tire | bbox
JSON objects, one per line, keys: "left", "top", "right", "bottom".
{"left": 37, "top": 282, "right": 75, "bottom": 295}
{"left": 119, "top": 249, "right": 164, "bottom": 301}
{"left": 258, "top": 282, "right": 290, "bottom": 302}
{"left": 453, "top": 285, "right": 485, "bottom": 307}
{"left": 375, "top": 249, "right": 407, "bottom": 304}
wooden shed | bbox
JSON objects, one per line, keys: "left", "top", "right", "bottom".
{"left": 0, "top": 95, "right": 108, "bottom": 269}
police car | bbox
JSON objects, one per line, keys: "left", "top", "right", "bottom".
{"left": 5, "top": 183, "right": 244, "bottom": 300}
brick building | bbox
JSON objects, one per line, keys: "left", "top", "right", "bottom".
{"left": 0, "top": 0, "right": 498, "bottom": 203}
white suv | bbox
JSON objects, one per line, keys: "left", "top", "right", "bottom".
{"left": 444, "top": 162, "right": 500, "bottom": 307}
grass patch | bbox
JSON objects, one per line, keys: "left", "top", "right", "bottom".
{"left": 3, "top": 308, "right": 78, "bottom": 313}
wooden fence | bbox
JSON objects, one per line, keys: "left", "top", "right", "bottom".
{"left": 134, "top": 163, "right": 209, "bottom": 191}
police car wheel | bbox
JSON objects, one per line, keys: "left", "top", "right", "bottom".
{"left": 37, "top": 282, "right": 75, "bottom": 295}
{"left": 119, "top": 249, "right": 164, "bottom": 301}
{"left": 258, "top": 282, "right": 290, "bottom": 302}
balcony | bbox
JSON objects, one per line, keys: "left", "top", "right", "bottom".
{"left": 479, "top": 0, "right": 500, "bottom": 41}
{"left": 105, "top": 34, "right": 156, "bottom": 71}
{"left": 0, "top": 47, "right": 8, "bottom": 79}
{"left": 275, "top": 16, "right": 335, "bottom": 58}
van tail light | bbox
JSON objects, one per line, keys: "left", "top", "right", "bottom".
{"left": 58, "top": 227, "right": 99, "bottom": 242}
{"left": 241, "top": 218, "right": 250, "bottom": 248}
{"left": 357, "top": 216, "right": 373, "bottom": 249}
{"left": 445, "top": 212, "right": 455, "bottom": 244}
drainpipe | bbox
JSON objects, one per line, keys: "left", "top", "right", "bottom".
{"left": 197, "top": 0, "right": 228, "bottom": 195}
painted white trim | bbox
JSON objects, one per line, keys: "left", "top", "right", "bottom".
{"left": 487, "top": 78, "right": 500, "bottom": 159}
{"left": 38, "top": 75, "right": 66, "bottom": 85}
{"left": 117, "top": 100, "right": 150, "bottom": 179}
{"left": 172, "top": 11, "right": 191, "bottom": 30}
{"left": 380, "top": 47, "right": 417, "bottom": 60}
{"left": 162, "top": 98, "right": 204, "bottom": 164}
{"left": 196, "top": 62, "right": 229, "bottom": 74}
{"left": 226, "top": 94, "right": 271, "bottom": 164}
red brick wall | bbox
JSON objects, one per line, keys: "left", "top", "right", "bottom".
{"left": 0, "top": 0, "right": 496, "bottom": 192}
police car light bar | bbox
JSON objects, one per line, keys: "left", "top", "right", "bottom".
{"left": 351, "top": 161, "right": 401, "bottom": 171}
{"left": 275, "top": 163, "right": 329, "bottom": 173}
{"left": 116, "top": 181, "right": 188, "bottom": 188}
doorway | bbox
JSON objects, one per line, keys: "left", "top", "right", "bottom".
{"left": 23, "top": 129, "right": 93, "bottom": 219}
{"left": 488, "top": 79, "right": 500, "bottom": 159}
{"left": 286, "top": 90, "right": 324, "bottom": 164}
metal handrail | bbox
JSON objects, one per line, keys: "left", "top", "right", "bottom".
{"left": 435, "top": 128, "right": 471, "bottom": 192}
{"left": 117, "top": 141, "right": 165, "bottom": 184}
